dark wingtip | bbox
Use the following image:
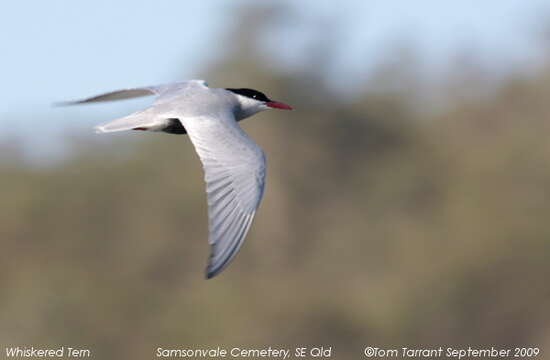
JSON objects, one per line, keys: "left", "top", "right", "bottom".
{"left": 52, "top": 100, "right": 85, "bottom": 107}
{"left": 206, "top": 260, "right": 226, "bottom": 279}
{"left": 205, "top": 268, "right": 217, "bottom": 280}
{"left": 52, "top": 101, "right": 74, "bottom": 107}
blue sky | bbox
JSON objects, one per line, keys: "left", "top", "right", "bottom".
{"left": 1, "top": 0, "right": 549, "bottom": 156}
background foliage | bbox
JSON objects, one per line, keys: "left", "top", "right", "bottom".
{"left": 1, "top": 5, "right": 549, "bottom": 359}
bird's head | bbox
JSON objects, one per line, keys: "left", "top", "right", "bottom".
{"left": 226, "top": 88, "right": 292, "bottom": 120}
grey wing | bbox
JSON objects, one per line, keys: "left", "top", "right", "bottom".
{"left": 56, "top": 80, "right": 208, "bottom": 105}
{"left": 179, "top": 113, "right": 266, "bottom": 279}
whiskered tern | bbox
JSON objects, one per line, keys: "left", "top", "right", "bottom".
{"left": 60, "top": 80, "right": 292, "bottom": 279}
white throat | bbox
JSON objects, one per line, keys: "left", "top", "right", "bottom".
{"left": 233, "top": 94, "right": 268, "bottom": 121}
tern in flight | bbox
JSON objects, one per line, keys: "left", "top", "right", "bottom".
{"left": 60, "top": 80, "right": 292, "bottom": 278}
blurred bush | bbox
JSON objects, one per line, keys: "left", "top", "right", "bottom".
{"left": 1, "top": 4, "right": 549, "bottom": 359}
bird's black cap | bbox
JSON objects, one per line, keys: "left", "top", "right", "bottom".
{"left": 226, "top": 88, "right": 271, "bottom": 102}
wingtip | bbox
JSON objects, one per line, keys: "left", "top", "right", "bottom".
{"left": 52, "top": 101, "right": 74, "bottom": 107}
{"left": 205, "top": 259, "right": 224, "bottom": 279}
{"left": 205, "top": 268, "right": 217, "bottom": 280}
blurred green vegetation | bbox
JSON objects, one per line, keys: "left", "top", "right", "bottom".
{"left": 1, "top": 5, "right": 550, "bottom": 359}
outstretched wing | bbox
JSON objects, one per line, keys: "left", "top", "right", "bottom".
{"left": 55, "top": 80, "right": 208, "bottom": 105}
{"left": 179, "top": 112, "right": 266, "bottom": 279}
{"left": 57, "top": 88, "right": 157, "bottom": 105}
